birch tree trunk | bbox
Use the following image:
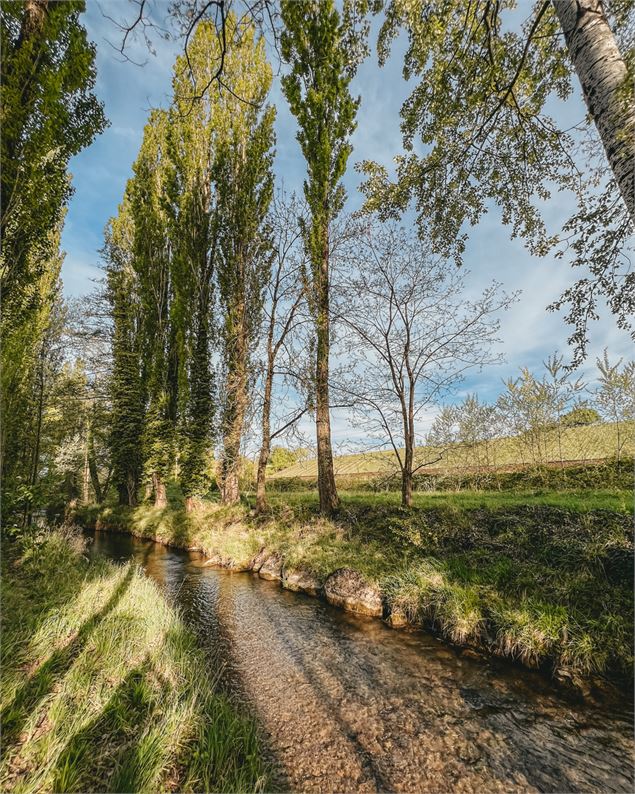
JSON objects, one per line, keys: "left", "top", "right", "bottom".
{"left": 552, "top": 0, "right": 635, "bottom": 218}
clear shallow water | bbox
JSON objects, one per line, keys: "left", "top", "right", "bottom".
{"left": 87, "top": 530, "right": 634, "bottom": 793}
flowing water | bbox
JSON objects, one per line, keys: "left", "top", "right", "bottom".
{"left": 87, "top": 530, "right": 634, "bottom": 793}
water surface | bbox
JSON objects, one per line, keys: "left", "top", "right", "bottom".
{"left": 87, "top": 530, "right": 634, "bottom": 793}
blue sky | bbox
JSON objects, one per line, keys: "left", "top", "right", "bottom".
{"left": 61, "top": 1, "right": 632, "bottom": 447}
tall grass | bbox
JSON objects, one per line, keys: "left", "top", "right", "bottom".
{"left": 1, "top": 526, "right": 268, "bottom": 793}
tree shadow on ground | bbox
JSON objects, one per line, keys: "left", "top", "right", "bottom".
{"left": 51, "top": 655, "right": 165, "bottom": 793}
{"left": 0, "top": 564, "right": 134, "bottom": 752}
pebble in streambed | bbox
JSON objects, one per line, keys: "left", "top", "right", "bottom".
{"left": 87, "top": 530, "right": 635, "bottom": 794}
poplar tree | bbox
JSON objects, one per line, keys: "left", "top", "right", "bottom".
{"left": 104, "top": 202, "right": 144, "bottom": 507}
{"left": 215, "top": 20, "right": 275, "bottom": 505}
{"left": 0, "top": 0, "right": 106, "bottom": 498}
{"left": 168, "top": 22, "right": 224, "bottom": 511}
{"left": 129, "top": 111, "right": 175, "bottom": 508}
{"left": 280, "top": 0, "right": 363, "bottom": 515}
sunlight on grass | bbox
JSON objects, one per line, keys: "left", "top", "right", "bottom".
{"left": 1, "top": 528, "right": 268, "bottom": 794}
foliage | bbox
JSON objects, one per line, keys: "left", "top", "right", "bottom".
{"left": 280, "top": 0, "right": 368, "bottom": 514}
{"left": 361, "top": 0, "right": 634, "bottom": 362}
{"left": 0, "top": 0, "right": 106, "bottom": 329}
{"left": 215, "top": 17, "right": 276, "bottom": 504}
{"left": 1, "top": 0, "right": 106, "bottom": 524}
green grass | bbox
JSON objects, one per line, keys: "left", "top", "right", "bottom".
{"left": 263, "top": 487, "right": 634, "bottom": 514}
{"left": 78, "top": 483, "right": 634, "bottom": 687}
{"left": 1, "top": 526, "right": 269, "bottom": 793}
{"left": 271, "top": 421, "right": 635, "bottom": 479}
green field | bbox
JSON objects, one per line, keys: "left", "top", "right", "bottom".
{"left": 272, "top": 421, "right": 635, "bottom": 479}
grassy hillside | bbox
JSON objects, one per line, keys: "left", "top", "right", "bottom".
{"left": 272, "top": 421, "right": 635, "bottom": 479}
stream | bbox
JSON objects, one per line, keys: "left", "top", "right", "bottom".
{"left": 86, "top": 529, "right": 634, "bottom": 793}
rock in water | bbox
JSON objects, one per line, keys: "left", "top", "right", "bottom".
{"left": 259, "top": 553, "right": 283, "bottom": 581}
{"left": 282, "top": 566, "right": 323, "bottom": 597}
{"left": 324, "top": 568, "right": 383, "bottom": 616}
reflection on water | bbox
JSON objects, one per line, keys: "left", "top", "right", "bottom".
{"left": 87, "top": 530, "right": 634, "bottom": 793}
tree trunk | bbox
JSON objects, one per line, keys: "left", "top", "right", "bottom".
{"left": 82, "top": 443, "right": 90, "bottom": 505}
{"left": 315, "top": 228, "right": 339, "bottom": 515}
{"left": 184, "top": 495, "right": 204, "bottom": 513}
{"left": 23, "top": 347, "right": 46, "bottom": 526}
{"left": 152, "top": 472, "right": 167, "bottom": 508}
{"left": 255, "top": 350, "right": 275, "bottom": 514}
{"left": 221, "top": 337, "right": 249, "bottom": 506}
{"left": 552, "top": 0, "right": 635, "bottom": 218}
{"left": 401, "top": 462, "right": 413, "bottom": 508}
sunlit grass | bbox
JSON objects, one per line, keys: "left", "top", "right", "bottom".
{"left": 1, "top": 527, "right": 268, "bottom": 793}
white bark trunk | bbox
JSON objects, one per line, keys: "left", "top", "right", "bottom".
{"left": 552, "top": 0, "right": 635, "bottom": 218}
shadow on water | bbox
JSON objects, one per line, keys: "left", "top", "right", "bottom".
{"left": 86, "top": 529, "right": 635, "bottom": 794}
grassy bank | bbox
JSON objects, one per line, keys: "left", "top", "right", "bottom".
{"left": 78, "top": 487, "right": 634, "bottom": 689}
{"left": 1, "top": 526, "right": 268, "bottom": 793}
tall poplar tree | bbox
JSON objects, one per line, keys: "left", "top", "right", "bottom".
{"left": 104, "top": 201, "right": 144, "bottom": 507}
{"left": 280, "top": 0, "right": 362, "bottom": 514}
{"left": 215, "top": 20, "right": 275, "bottom": 505}
{"left": 168, "top": 22, "right": 224, "bottom": 511}
{"left": 129, "top": 111, "right": 176, "bottom": 508}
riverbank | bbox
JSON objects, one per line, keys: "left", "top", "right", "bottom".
{"left": 76, "top": 489, "right": 634, "bottom": 691}
{"left": 0, "top": 527, "right": 268, "bottom": 793}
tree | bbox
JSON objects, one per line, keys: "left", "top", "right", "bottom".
{"left": 362, "top": 0, "right": 634, "bottom": 362}
{"left": 428, "top": 395, "right": 501, "bottom": 472}
{"left": 128, "top": 111, "right": 177, "bottom": 508}
{"left": 215, "top": 18, "right": 276, "bottom": 505}
{"left": 168, "top": 21, "right": 226, "bottom": 511}
{"left": 595, "top": 350, "right": 635, "bottom": 462}
{"left": 280, "top": 0, "right": 366, "bottom": 514}
{"left": 561, "top": 406, "right": 601, "bottom": 426}
{"left": 255, "top": 193, "right": 308, "bottom": 513}
{"left": 0, "top": 0, "right": 106, "bottom": 509}
{"left": 1, "top": 0, "right": 106, "bottom": 323}
{"left": 552, "top": 0, "right": 634, "bottom": 217}
{"left": 335, "top": 220, "right": 513, "bottom": 506}
{"left": 497, "top": 356, "right": 585, "bottom": 465}
{"left": 104, "top": 201, "right": 144, "bottom": 507}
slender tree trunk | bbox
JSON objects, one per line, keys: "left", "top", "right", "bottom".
{"left": 221, "top": 333, "right": 249, "bottom": 506}
{"left": 401, "top": 454, "right": 413, "bottom": 508}
{"left": 552, "top": 0, "right": 635, "bottom": 217}
{"left": 256, "top": 350, "right": 275, "bottom": 514}
{"left": 88, "top": 450, "right": 102, "bottom": 504}
{"left": 118, "top": 483, "right": 128, "bottom": 507}
{"left": 82, "top": 442, "right": 90, "bottom": 505}
{"left": 152, "top": 472, "right": 167, "bottom": 508}
{"left": 315, "top": 227, "right": 339, "bottom": 515}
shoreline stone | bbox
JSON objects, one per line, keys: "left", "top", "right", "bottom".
{"left": 324, "top": 568, "right": 383, "bottom": 617}
{"left": 282, "top": 566, "right": 323, "bottom": 597}
{"left": 259, "top": 553, "right": 283, "bottom": 582}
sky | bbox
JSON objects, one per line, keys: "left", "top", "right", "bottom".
{"left": 60, "top": 1, "right": 633, "bottom": 450}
